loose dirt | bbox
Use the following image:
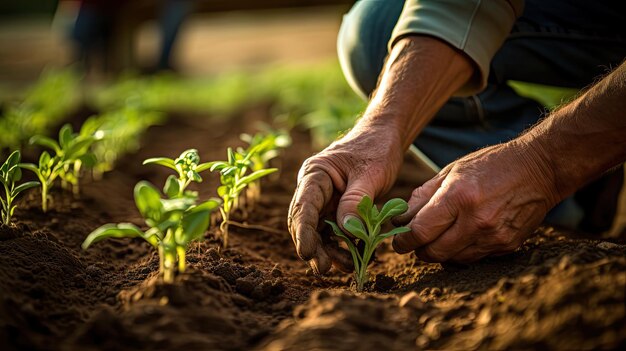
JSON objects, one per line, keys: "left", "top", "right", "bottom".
{"left": 1, "top": 106, "right": 625, "bottom": 350}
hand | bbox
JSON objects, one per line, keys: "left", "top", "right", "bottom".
{"left": 392, "top": 139, "right": 560, "bottom": 263}
{"left": 288, "top": 126, "right": 404, "bottom": 274}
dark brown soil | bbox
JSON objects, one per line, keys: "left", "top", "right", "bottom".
{"left": 1, "top": 106, "right": 625, "bottom": 351}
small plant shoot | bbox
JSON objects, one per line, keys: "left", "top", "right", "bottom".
{"left": 82, "top": 181, "right": 220, "bottom": 283}
{"left": 22, "top": 124, "right": 102, "bottom": 211}
{"left": 209, "top": 147, "right": 277, "bottom": 248}
{"left": 326, "top": 195, "right": 410, "bottom": 292}
{"left": 239, "top": 128, "right": 291, "bottom": 203}
{"left": 0, "top": 151, "right": 39, "bottom": 225}
{"left": 143, "top": 149, "right": 211, "bottom": 197}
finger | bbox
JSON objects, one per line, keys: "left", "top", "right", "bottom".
{"left": 392, "top": 187, "right": 457, "bottom": 254}
{"left": 336, "top": 177, "right": 377, "bottom": 230}
{"left": 413, "top": 220, "right": 475, "bottom": 262}
{"left": 325, "top": 243, "right": 354, "bottom": 272}
{"left": 288, "top": 170, "right": 333, "bottom": 262}
{"left": 309, "top": 244, "right": 331, "bottom": 275}
{"left": 392, "top": 172, "right": 446, "bottom": 226}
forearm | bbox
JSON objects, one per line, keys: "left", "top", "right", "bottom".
{"left": 350, "top": 36, "right": 474, "bottom": 150}
{"left": 523, "top": 61, "right": 626, "bottom": 200}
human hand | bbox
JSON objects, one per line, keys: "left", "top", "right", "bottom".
{"left": 288, "top": 126, "right": 404, "bottom": 274}
{"left": 392, "top": 139, "right": 561, "bottom": 263}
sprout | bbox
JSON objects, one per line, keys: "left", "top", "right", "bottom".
{"left": 326, "top": 196, "right": 410, "bottom": 291}
{"left": 208, "top": 147, "right": 276, "bottom": 248}
{"left": 82, "top": 181, "right": 220, "bottom": 283}
{"left": 143, "top": 149, "right": 212, "bottom": 198}
{"left": 0, "top": 151, "right": 39, "bottom": 224}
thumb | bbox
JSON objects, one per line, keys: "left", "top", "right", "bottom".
{"left": 336, "top": 177, "right": 378, "bottom": 229}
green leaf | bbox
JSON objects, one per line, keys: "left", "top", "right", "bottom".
{"left": 217, "top": 185, "right": 229, "bottom": 197}
{"left": 163, "top": 175, "right": 180, "bottom": 198}
{"left": 238, "top": 168, "right": 277, "bottom": 185}
{"left": 64, "top": 137, "right": 96, "bottom": 160}
{"left": 378, "top": 226, "right": 411, "bottom": 239}
{"left": 143, "top": 157, "right": 177, "bottom": 170}
{"left": 13, "top": 181, "right": 40, "bottom": 196}
{"left": 227, "top": 148, "right": 235, "bottom": 164}
{"left": 39, "top": 151, "right": 52, "bottom": 168}
{"left": 6, "top": 150, "right": 21, "bottom": 168}
{"left": 343, "top": 216, "right": 369, "bottom": 242}
{"left": 195, "top": 162, "right": 213, "bottom": 173}
{"left": 79, "top": 152, "right": 98, "bottom": 169}
{"left": 82, "top": 223, "right": 145, "bottom": 250}
{"left": 357, "top": 195, "right": 373, "bottom": 224}
{"left": 18, "top": 163, "right": 39, "bottom": 174}
{"left": 376, "top": 198, "right": 409, "bottom": 224}
{"left": 59, "top": 124, "right": 74, "bottom": 149}
{"left": 193, "top": 198, "right": 221, "bottom": 212}
{"left": 30, "top": 135, "right": 60, "bottom": 153}
{"left": 134, "top": 181, "right": 164, "bottom": 223}
{"left": 181, "top": 208, "right": 211, "bottom": 243}
{"left": 7, "top": 165, "right": 22, "bottom": 183}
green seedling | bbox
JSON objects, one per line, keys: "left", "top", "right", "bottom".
{"left": 0, "top": 151, "right": 39, "bottom": 225}
{"left": 209, "top": 147, "right": 277, "bottom": 248}
{"left": 27, "top": 123, "right": 101, "bottom": 198}
{"left": 82, "top": 181, "right": 220, "bottom": 283}
{"left": 20, "top": 151, "right": 63, "bottom": 212}
{"left": 143, "top": 149, "right": 211, "bottom": 197}
{"left": 239, "top": 128, "right": 291, "bottom": 203}
{"left": 326, "top": 196, "right": 410, "bottom": 291}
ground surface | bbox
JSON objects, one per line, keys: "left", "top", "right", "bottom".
{"left": 0, "top": 107, "right": 625, "bottom": 350}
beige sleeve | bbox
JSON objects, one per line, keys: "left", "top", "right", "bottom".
{"left": 389, "top": 0, "right": 524, "bottom": 96}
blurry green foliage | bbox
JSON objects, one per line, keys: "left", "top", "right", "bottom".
{"left": 508, "top": 81, "right": 579, "bottom": 110}
{"left": 0, "top": 69, "right": 80, "bottom": 152}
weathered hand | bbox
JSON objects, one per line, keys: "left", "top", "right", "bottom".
{"left": 288, "top": 127, "right": 404, "bottom": 274}
{"left": 392, "top": 140, "right": 560, "bottom": 263}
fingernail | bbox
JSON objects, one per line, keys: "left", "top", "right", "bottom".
{"left": 342, "top": 214, "right": 359, "bottom": 227}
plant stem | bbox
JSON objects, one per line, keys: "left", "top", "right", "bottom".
{"left": 219, "top": 206, "right": 230, "bottom": 249}
{"left": 2, "top": 183, "right": 11, "bottom": 225}
{"left": 177, "top": 246, "right": 186, "bottom": 273}
{"left": 41, "top": 181, "right": 48, "bottom": 213}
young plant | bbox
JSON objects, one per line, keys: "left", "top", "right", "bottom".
{"left": 0, "top": 151, "right": 39, "bottom": 225}
{"left": 28, "top": 124, "right": 101, "bottom": 196}
{"left": 19, "top": 151, "right": 63, "bottom": 212}
{"left": 209, "top": 147, "right": 277, "bottom": 248}
{"left": 239, "top": 128, "right": 291, "bottom": 202}
{"left": 143, "top": 149, "right": 211, "bottom": 197}
{"left": 326, "top": 195, "right": 410, "bottom": 292}
{"left": 82, "top": 181, "right": 220, "bottom": 283}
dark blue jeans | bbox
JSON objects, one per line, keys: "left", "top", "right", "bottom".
{"left": 338, "top": 0, "right": 626, "bottom": 230}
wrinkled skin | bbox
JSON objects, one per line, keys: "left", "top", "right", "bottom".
{"left": 288, "top": 127, "right": 404, "bottom": 274}
{"left": 391, "top": 139, "right": 560, "bottom": 263}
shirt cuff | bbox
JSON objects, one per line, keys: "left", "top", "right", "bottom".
{"left": 389, "top": 0, "right": 524, "bottom": 96}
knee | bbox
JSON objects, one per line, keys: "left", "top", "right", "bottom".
{"left": 337, "top": 1, "right": 404, "bottom": 99}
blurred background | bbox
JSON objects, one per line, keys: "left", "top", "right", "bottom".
{"left": 0, "top": 0, "right": 368, "bottom": 154}
{"left": 0, "top": 0, "right": 354, "bottom": 82}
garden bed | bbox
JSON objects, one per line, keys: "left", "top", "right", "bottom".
{"left": 1, "top": 106, "right": 625, "bottom": 350}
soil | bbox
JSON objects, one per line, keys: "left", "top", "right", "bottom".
{"left": 1, "top": 105, "right": 625, "bottom": 351}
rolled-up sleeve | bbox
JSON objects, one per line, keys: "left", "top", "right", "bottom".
{"left": 389, "top": 0, "right": 524, "bottom": 96}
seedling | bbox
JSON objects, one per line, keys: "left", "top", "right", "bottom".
{"left": 82, "top": 181, "right": 220, "bottom": 283}
{"left": 20, "top": 151, "right": 63, "bottom": 212}
{"left": 239, "top": 128, "right": 291, "bottom": 202}
{"left": 209, "top": 147, "right": 277, "bottom": 248}
{"left": 28, "top": 124, "right": 101, "bottom": 196}
{"left": 326, "top": 196, "right": 410, "bottom": 291}
{"left": 143, "top": 149, "right": 211, "bottom": 197}
{"left": 0, "top": 151, "right": 39, "bottom": 224}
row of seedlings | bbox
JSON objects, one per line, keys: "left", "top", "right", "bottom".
{"left": 82, "top": 128, "right": 290, "bottom": 282}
